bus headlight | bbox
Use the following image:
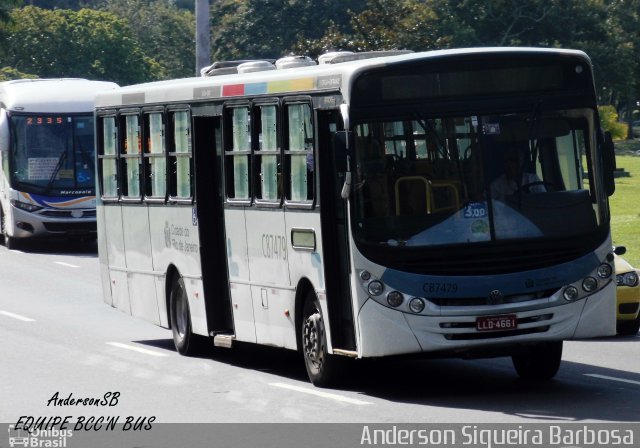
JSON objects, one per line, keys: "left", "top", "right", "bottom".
{"left": 10, "top": 199, "right": 42, "bottom": 212}
{"left": 596, "top": 263, "right": 612, "bottom": 279}
{"left": 582, "top": 276, "right": 598, "bottom": 292}
{"left": 408, "top": 297, "right": 425, "bottom": 313}
{"left": 368, "top": 280, "right": 384, "bottom": 296}
{"left": 359, "top": 270, "right": 371, "bottom": 281}
{"left": 563, "top": 286, "right": 579, "bottom": 301}
{"left": 386, "top": 291, "right": 403, "bottom": 307}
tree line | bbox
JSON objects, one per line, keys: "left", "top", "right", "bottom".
{"left": 0, "top": 0, "right": 638, "bottom": 125}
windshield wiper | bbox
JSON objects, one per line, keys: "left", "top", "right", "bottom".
{"left": 45, "top": 150, "right": 68, "bottom": 192}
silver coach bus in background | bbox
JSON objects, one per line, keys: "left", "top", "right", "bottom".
{"left": 0, "top": 78, "right": 118, "bottom": 249}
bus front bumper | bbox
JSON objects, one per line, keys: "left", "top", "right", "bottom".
{"left": 355, "top": 284, "right": 616, "bottom": 358}
{"left": 8, "top": 206, "right": 96, "bottom": 239}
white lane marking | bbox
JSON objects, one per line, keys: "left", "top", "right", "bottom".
{"left": 106, "top": 342, "right": 169, "bottom": 358}
{"left": 585, "top": 374, "right": 640, "bottom": 386}
{"left": 55, "top": 261, "right": 80, "bottom": 268}
{"left": 269, "top": 382, "right": 373, "bottom": 405}
{"left": 0, "top": 310, "right": 36, "bottom": 322}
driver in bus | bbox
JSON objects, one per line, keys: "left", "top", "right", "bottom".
{"left": 490, "top": 147, "right": 545, "bottom": 201}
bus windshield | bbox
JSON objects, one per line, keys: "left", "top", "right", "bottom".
{"left": 351, "top": 108, "right": 602, "bottom": 247}
{"left": 10, "top": 114, "right": 95, "bottom": 193}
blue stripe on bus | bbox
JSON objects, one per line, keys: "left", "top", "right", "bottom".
{"left": 245, "top": 82, "right": 268, "bottom": 95}
{"left": 23, "top": 193, "right": 94, "bottom": 208}
{"left": 380, "top": 251, "right": 601, "bottom": 299}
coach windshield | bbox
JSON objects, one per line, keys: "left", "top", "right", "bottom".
{"left": 10, "top": 114, "right": 95, "bottom": 194}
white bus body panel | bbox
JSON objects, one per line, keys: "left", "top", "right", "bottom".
{"left": 102, "top": 205, "right": 130, "bottom": 314}
{"left": 147, "top": 205, "right": 206, "bottom": 336}
{"left": 224, "top": 205, "right": 327, "bottom": 350}
{"left": 284, "top": 210, "right": 330, "bottom": 351}
{"left": 224, "top": 207, "right": 256, "bottom": 343}
{"left": 96, "top": 205, "right": 112, "bottom": 307}
{"left": 573, "top": 281, "right": 616, "bottom": 338}
{"left": 100, "top": 204, "right": 208, "bottom": 337}
{"left": 122, "top": 206, "right": 159, "bottom": 326}
{"left": 245, "top": 208, "right": 295, "bottom": 349}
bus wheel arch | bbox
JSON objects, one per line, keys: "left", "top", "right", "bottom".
{"left": 294, "top": 278, "right": 315, "bottom": 352}
{"left": 165, "top": 264, "right": 180, "bottom": 326}
{"left": 296, "top": 280, "right": 341, "bottom": 387}
{"left": 166, "top": 265, "right": 200, "bottom": 355}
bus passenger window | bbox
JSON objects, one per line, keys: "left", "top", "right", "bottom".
{"left": 144, "top": 112, "right": 166, "bottom": 199}
{"left": 99, "top": 116, "right": 118, "bottom": 198}
{"left": 120, "top": 114, "right": 141, "bottom": 199}
{"left": 224, "top": 106, "right": 250, "bottom": 200}
{"left": 286, "top": 103, "right": 313, "bottom": 202}
{"left": 169, "top": 110, "right": 192, "bottom": 199}
{"left": 255, "top": 104, "right": 280, "bottom": 202}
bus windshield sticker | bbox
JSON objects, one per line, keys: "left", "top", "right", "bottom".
{"left": 28, "top": 157, "right": 58, "bottom": 180}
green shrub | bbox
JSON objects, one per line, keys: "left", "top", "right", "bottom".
{"left": 0, "top": 67, "right": 38, "bottom": 81}
{"left": 598, "top": 105, "right": 628, "bottom": 140}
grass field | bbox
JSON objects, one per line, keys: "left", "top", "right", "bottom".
{"left": 610, "top": 151, "right": 640, "bottom": 267}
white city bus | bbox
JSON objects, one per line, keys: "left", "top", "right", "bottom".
{"left": 0, "top": 78, "right": 118, "bottom": 249}
{"left": 95, "top": 48, "right": 617, "bottom": 386}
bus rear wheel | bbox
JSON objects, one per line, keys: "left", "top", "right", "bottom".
{"left": 512, "top": 341, "right": 563, "bottom": 381}
{"left": 170, "top": 276, "right": 199, "bottom": 355}
{"left": 301, "top": 292, "right": 340, "bottom": 387}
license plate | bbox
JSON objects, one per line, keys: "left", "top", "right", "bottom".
{"left": 476, "top": 315, "right": 518, "bottom": 331}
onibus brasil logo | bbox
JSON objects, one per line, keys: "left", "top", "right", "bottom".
{"left": 7, "top": 425, "right": 72, "bottom": 447}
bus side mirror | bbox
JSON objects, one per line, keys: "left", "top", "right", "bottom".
{"left": 614, "top": 245, "right": 626, "bottom": 256}
{"left": 602, "top": 131, "right": 616, "bottom": 196}
{"left": 333, "top": 130, "right": 352, "bottom": 173}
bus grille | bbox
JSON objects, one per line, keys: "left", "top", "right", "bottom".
{"left": 43, "top": 222, "right": 97, "bottom": 233}
{"left": 444, "top": 326, "right": 550, "bottom": 340}
{"left": 40, "top": 210, "right": 96, "bottom": 218}
{"left": 440, "top": 314, "right": 553, "bottom": 340}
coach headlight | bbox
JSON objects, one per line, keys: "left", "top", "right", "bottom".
{"left": 368, "top": 280, "right": 384, "bottom": 296}
{"left": 386, "top": 291, "right": 403, "bottom": 307}
{"left": 563, "top": 286, "right": 579, "bottom": 301}
{"left": 10, "top": 199, "right": 42, "bottom": 212}
{"left": 408, "top": 297, "right": 425, "bottom": 313}
{"left": 596, "top": 263, "right": 613, "bottom": 279}
{"left": 582, "top": 276, "right": 598, "bottom": 292}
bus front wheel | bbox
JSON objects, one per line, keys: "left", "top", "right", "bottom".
{"left": 170, "top": 276, "right": 199, "bottom": 356}
{"left": 301, "top": 292, "right": 340, "bottom": 387}
{"left": 512, "top": 341, "right": 563, "bottom": 381}
{"left": 1, "top": 211, "right": 17, "bottom": 250}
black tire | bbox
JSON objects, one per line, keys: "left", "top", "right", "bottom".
{"left": 169, "top": 276, "right": 200, "bottom": 355}
{"left": 617, "top": 315, "right": 640, "bottom": 336}
{"left": 301, "top": 292, "right": 340, "bottom": 387}
{"left": 512, "top": 341, "right": 563, "bottom": 381}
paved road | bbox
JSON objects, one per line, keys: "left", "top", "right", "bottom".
{"left": 1, "top": 240, "right": 639, "bottom": 425}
